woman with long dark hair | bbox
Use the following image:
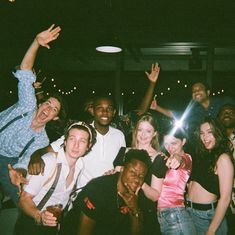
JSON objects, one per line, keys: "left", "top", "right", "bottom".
{"left": 186, "top": 117, "right": 234, "bottom": 235}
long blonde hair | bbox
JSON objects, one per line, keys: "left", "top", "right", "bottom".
{"left": 131, "top": 113, "right": 160, "bottom": 150}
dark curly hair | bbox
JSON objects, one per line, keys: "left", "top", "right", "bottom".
{"left": 123, "top": 149, "right": 152, "bottom": 170}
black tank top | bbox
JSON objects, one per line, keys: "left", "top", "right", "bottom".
{"left": 190, "top": 156, "right": 220, "bottom": 196}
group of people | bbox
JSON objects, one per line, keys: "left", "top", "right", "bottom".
{"left": 0, "top": 25, "right": 235, "bottom": 235}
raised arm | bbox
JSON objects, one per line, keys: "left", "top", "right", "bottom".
{"left": 136, "top": 63, "right": 160, "bottom": 116}
{"left": 20, "top": 24, "right": 61, "bottom": 70}
{"left": 150, "top": 96, "right": 174, "bottom": 118}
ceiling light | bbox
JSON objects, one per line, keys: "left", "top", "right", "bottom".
{"left": 96, "top": 46, "right": 122, "bottom": 53}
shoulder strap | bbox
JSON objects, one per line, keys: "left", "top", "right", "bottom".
{"left": 18, "top": 137, "right": 35, "bottom": 158}
{"left": 37, "top": 163, "right": 62, "bottom": 210}
{"left": 0, "top": 112, "right": 29, "bottom": 133}
{"left": 63, "top": 173, "right": 84, "bottom": 214}
{"left": 0, "top": 111, "right": 35, "bottom": 159}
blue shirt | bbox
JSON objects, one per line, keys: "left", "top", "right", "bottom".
{"left": 0, "top": 70, "right": 49, "bottom": 169}
{"left": 175, "top": 96, "right": 235, "bottom": 136}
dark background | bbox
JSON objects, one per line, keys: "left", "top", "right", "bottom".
{"left": 1, "top": 0, "right": 235, "bottom": 118}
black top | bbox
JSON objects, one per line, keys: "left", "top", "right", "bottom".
{"left": 60, "top": 174, "right": 145, "bottom": 235}
{"left": 190, "top": 155, "right": 220, "bottom": 196}
{"left": 151, "top": 154, "right": 168, "bottom": 179}
{"left": 114, "top": 147, "right": 168, "bottom": 183}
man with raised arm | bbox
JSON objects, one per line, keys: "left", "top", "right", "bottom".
{"left": 151, "top": 81, "right": 235, "bottom": 137}
{"left": 0, "top": 25, "right": 67, "bottom": 206}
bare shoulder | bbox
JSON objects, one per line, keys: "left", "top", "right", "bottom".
{"left": 216, "top": 153, "right": 233, "bottom": 172}
{"left": 217, "top": 153, "right": 232, "bottom": 163}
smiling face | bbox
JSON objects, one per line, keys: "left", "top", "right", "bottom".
{"left": 121, "top": 159, "right": 147, "bottom": 193}
{"left": 36, "top": 97, "right": 61, "bottom": 124}
{"left": 163, "top": 134, "right": 185, "bottom": 155}
{"left": 64, "top": 128, "right": 90, "bottom": 160}
{"left": 136, "top": 121, "right": 156, "bottom": 147}
{"left": 218, "top": 105, "right": 235, "bottom": 129}
{"left": 93, "top": 98, "right": 116, "bottom": 128}
{"left": 199, "top": 122, "right": 216, "bottom": 150}
{"left": 192, "top": 83, "right": 210, "bottom": 103}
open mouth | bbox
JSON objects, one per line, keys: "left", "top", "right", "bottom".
{"left": 203, "top": 141, "right": 211, "bottom": 149}
{"left": 39, "top": 111, "right": 48, "bottom": 120}
{"left": 194, "top": 94, "right": 202, "bottom": 99}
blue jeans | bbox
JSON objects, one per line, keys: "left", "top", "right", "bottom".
{"left": 0, "top": 155, "right": 19, "bottom": 208}
{"left": 187, "top": 207, "right": 228, "bottom": 235}
{"left": 157, "top": 207, "right": 197, "bottom": 235}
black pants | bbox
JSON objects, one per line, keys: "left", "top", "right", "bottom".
{"left": 14, "top": 212, "right": 58, "bottom": 235}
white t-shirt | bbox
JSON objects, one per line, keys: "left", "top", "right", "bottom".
{"left": 51, "top": 125, "right": 126, "bottom": 187}
{"left": 24, "top": 148, "right": 84, "bottom": 210}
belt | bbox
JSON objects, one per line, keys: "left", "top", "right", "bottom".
{"left": 185, "top": 200, "right": 217, "bottom": 211}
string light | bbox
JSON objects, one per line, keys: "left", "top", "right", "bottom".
{"left": 154, "top": 79, "right": 225, "bottom": 98}
{"left": 6, "top": 72, "right": 227, "bottom": 98}
{"left": 48, "top": 76, "right": 79, "bottom": 95}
